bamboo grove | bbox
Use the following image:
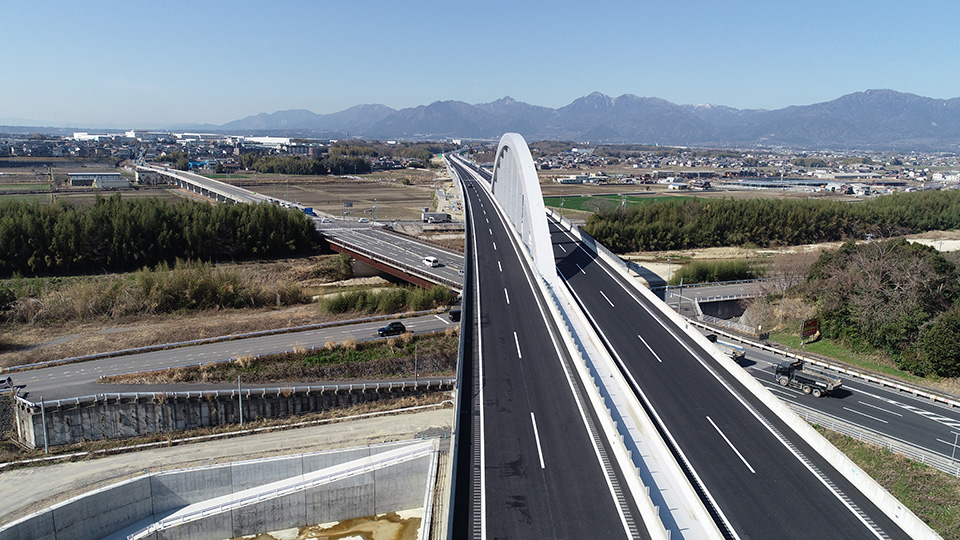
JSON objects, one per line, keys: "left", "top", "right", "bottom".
{"left": 0, "top": 194, "right": 320, "bottom": 276}
{"left": 583, "top": 190, "right": 960, "bottom": 253}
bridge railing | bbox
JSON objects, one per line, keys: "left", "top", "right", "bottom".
{"left": 15, "top": 379, "right": 455, "bottom": 411}
{"left": 326, "top": 233, "right": 462, "bottom": 290}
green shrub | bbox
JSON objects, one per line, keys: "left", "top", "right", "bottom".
{"left": 669, "top": 260, "right": 762, "bottom": 285}
{"left": 321, "top": 285, "right": 454, "bottom": 315}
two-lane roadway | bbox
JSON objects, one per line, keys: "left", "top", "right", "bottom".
{"left": 550, "top": 220, "right": 914, "bottom": 540}
{"left": 449, "top": 159, "right": 645, "bottom": 539}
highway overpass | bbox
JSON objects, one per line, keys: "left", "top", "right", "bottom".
{"left": 7, "top": 145, "right": 940, "bottom": 539}
{"left": 449, "top": 138, "right": 936, "bottom": 539}
{"left": 137, "top": 164, "right": 272, "bottom": 205}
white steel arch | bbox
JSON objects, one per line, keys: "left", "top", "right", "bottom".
{"left": 490, "top": 133, "right": 557, "bottom": 286}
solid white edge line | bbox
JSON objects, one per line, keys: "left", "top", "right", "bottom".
{"left": 531, "top": 412, "right": 546, "bottom": 469}
{"left": 560, "top": 269, "right": 741, "bottom": 540}
{"left": 576, "top": 228, "right": 891, "bottom": 540}
{"left": 706, "top": 416, "right": 756, "bottom": 474}
{"left": 637, "top": 334, "right": 663, "bottom": 363}
{"left": 486, "top": 186, "right": 637, "bottom": 539}
{"left": 465, "top": 175, "right": 487, "bottom": 540}
{"left": 514, "top": 332, "right": 522, "bottom": 359}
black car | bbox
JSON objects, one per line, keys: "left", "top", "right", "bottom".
{"left": 377, "top": 321, "right": 406, "bottom": 337}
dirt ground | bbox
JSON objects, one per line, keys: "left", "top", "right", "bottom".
{"left": 227, "top": 171, "right": 451, "bottom": 221}
{"left": 628, "top": 229, "right": 960, "bottom": 283}
{"left": 0, "top": 254, "right": 395, "bottom": 369}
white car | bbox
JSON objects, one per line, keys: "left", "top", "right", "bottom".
{"left": 320, "top": 217, "right": 333, "bottom": 223}
{"left": 358, "top": 218, "right": 369, "bottom": 223}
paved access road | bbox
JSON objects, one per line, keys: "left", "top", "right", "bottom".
{"left": 736, "top": 342, "right": 960, "bottom": 467}
{"left": 448, "top": 158, "right": 644, "bottom": 539}
{"left": 551, "top": 220, "right": 914, "bottom": 540}
{"left": 321, "top": 226, "right": 465, "bottom": 285}
{"left": 17, "top": 314, "right": 456, "bottom": 402}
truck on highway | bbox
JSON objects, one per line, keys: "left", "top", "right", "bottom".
{"left": 774, "top": 360, "right": 841, "bottom": 397}
{"left": 421, "top": 211, "right": 451, "bottom": 223}
{"left": 706, "top": 334, "right": 745, "bottom": 362}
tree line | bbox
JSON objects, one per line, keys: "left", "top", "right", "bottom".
{"left": 804, "top": 239, "right": 960, "bottom": 377}
{"left": 0, "top": 194, "right": 320, "bottom": 276}
{"left": 584, "top": 190, "right": 960, "bottom": 253}
{"left": 237, "top": 153, "right": 372, "bottom": 175}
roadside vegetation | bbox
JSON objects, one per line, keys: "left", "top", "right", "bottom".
{"left": 584, "top": 190, "right": 960, "bottom": 252}
{"left": 0, "top": 194, "right": 320, "bottom": 276}
{"left": 101, "top": 330, "right": 459, "bottom": 384}
{"left": 818, "top": 428, "right": 960, "bottom": 540}
{"left": 320, "top": 285, "right": 456, "bottom": 315}
{"left": 797, "top": 239, "right": 960, "bottom": 377}
{"left": 0, "top": 259, "right": 309, "bottom": 325}
{"left": 668, "top": 260, "right": 763, "bottom": 286}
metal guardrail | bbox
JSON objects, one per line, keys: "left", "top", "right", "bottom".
{"left": 692, "top": 320, "right": 960, "bottom": 410}
{"left": 789, "top": 403, "right": 960, "bottom": 478}
{"left": 325, "top": 234, "right": 462, "bottom": 291}
{"left": 696, "top": 293, "right": 756, "bottom": 302}
{"left": 4, "top": 310, "right": 439, "bottom": 373}
{"left": 650, "top": 278, "right": 771, "bottom": 291}
{"left": 699, "top": 314, "right": 758, "bottom": 335}
{"left": 15, "top": 379, "right": 456, "bottom": 411}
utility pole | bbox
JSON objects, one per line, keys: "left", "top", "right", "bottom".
{"left": 238, "top": 375, "right": 243, "bottom": 427}
{"left": 758, "top": 294, "right": 766, "bottom": 337}
{"left": 676, "top": 277, "right": 684, "bottom": 311}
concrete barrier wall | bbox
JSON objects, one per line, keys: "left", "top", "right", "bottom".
{"left": 0, "top": 476, "right": 152, "bottom": 540}
{"left": 549, "top": 211, "right": 942, "bottom": 540}
{"left": 15, "top": 382, "right": 452, "bottom": 448}
{"left": 1, "top": 443, "right": 435, "bottom": 540}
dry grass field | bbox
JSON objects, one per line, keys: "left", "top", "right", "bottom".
{"left": 205, "top": 170, "right": 448, "bottom": 220}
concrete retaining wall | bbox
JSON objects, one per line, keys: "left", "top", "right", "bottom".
{"left": 15, "top": 381, "right": 452, "bottom": 448}
{"left": 0, "top": 442, "right": 436, "bottom": 540}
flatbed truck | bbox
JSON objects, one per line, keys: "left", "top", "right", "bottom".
{"left": 775, "top": 360, "right": 841, "bottom": 397}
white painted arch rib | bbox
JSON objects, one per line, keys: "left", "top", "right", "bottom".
{"left": 491, "top": 133, "right": 557, "bottom": 286}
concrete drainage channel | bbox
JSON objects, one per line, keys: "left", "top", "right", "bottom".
{"left": 0, "top": 440, "right": 440, "bottom": 540}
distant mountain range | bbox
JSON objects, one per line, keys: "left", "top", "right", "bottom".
{"left": 5, "top": 90, "right": 960, "bottom": 150}
{"left": 211, "top": 90, "right": 960, "bottom": 151}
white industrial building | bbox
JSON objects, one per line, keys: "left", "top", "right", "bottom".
{"left": 67, "top": 172, "right": 130, "bottom": 188}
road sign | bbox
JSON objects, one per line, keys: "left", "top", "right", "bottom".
{"left": 801, "top": 317, "right": 819, "bottom": 339}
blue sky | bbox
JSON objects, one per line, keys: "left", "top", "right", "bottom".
{"left": 3, "top": 0, "right": 957, "bottom": 127}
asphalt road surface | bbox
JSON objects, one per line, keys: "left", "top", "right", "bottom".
{"left": 448, "top": 157, "right": 645, "bottom": 539}
{"left": 17, "top": 313, "right": 455, "bottom": 402}
{"left": 551, "top": 220, "right": 914, "bottom": 540}
{"left": 736, "top": 341, "right": 960, "bottom": 467}
{"left": 321, "top": 226, "right": 465, "bottom": 285}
